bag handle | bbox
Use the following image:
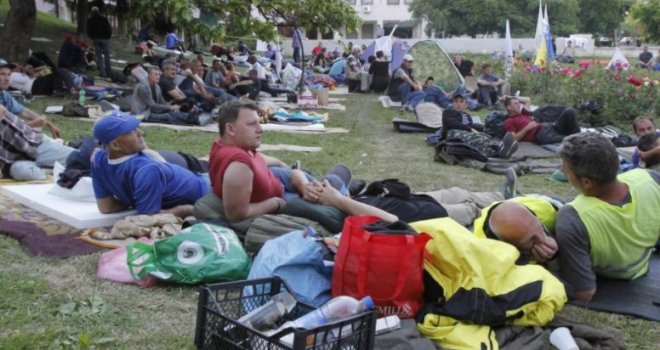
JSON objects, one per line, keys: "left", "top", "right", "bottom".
{"left": 356, "top": 233, "right": 416, "bottom": 300}
{"left": 126, "top": 241, "right": 157, "bottom": 280}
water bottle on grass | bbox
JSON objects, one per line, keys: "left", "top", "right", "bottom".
{"left": 78, "top": 89, "right": 86, "bottom": 106}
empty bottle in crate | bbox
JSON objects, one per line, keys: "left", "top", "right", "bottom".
{"left": 289, "top": 295, "right": 374, "bottom": 330}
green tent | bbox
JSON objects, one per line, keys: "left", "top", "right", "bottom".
{"left": 407, "top": 40, "right": 464, "bottom": 90}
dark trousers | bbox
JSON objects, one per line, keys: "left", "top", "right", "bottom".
{"left": 536, "top": 108, "right": 580, "bottom": 145}
{"left": 477, "top": 85, "right": 500, "bottom": 105}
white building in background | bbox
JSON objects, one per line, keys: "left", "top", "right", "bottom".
{"left": 346, "top": 0, "right": 428, "bottom": 39}
{"left": 303, "top": 0, "right": 429, "bottom": 41}
{"left": 36, "top": 0, "right": 73, "bottom": 22}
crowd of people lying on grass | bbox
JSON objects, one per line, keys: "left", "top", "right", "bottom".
{"left": 2, "top": 89, "right": 659, "bottom": 304}
{"left": 1, "top": 22, "right": 659, "bottom": 305}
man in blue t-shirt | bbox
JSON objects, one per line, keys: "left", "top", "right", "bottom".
{"left": 90, "top": 112, "right": 209, "bottom": 217}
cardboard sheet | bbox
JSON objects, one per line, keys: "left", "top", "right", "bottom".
{"left": 1, "top": 184, "right": 135, "bottom": 229}
{"left": 379, "top": 95, "right": 402, "bottom": 108}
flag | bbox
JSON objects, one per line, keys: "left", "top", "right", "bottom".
{"left": 544, "top": 4, "right": 555, "bottom": 60}
{"left": 534, "top": 0, "right": 544, "bottom": 50}
{"left": 534, "top": 36, "right": 548, "bottom": 67}
{"left": 504, "top": 20, "right": 514, "bottom": 79}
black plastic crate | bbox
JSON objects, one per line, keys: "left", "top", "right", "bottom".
{"left": 195, "top": 277, "right": 377, "bottom": 350}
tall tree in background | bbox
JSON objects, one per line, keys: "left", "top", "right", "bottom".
{"left": 0, "top": 0, "right": 37, "bottom": 61}
{"left": 410, "top": 0, "right": 578, "bottom": 38}
{"left": 578, "top": 0, "right": 632, "bottom": 37}
{"left": 75, "top": 0, "right": 89, "bottom": 35}
{"left": 629, "top": 0, "right": 660, "bottom": 42}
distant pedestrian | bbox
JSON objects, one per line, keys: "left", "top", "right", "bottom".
{"left": 86, "top": 6, "right": 112, "bottom": 78}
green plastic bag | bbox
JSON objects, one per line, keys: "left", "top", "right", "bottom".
{"left": 127, "top": 223, "right": 251, "bottom": 284}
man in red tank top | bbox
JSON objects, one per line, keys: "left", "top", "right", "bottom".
{"left": 208, "top": 100, "right": 398, "bottom": 224}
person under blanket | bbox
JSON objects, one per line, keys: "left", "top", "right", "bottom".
{"left": 556, "top": 132, "right": 660, "bottom": 302}
{"left": 90, "top": 112, "right": 210, "bottom": 218}
{"left": 208, "top": 100, "right": 396, "bottom": 223}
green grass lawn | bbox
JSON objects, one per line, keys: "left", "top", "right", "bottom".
{"left": 0, "top": 9, "right": 658, "bottom": 350}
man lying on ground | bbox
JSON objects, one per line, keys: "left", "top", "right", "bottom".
{"left": 208, "top": 100, "right": 396, "bottom": 223}
{"left": 555, "top": 132, "right": 660, "bottom": 302}
{"left": 90, "top": 112, "right": 210, "bottom": 217}
{"left": 8, "top": 61, "right": 77, "bottom": 97}
{"left": 0, "top": 105, "right": 73, "bottom": 180}
{"left": 503, "top": 96, "right": 580, "bottom": 145}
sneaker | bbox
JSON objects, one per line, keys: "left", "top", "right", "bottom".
{"left": 501, "top": 167, "right": 518, "bottom": 200}
{"left": 348, "top": 179, "right": 367, "bottom": 197}
{"left": 291, "top": 160, "right": 302, "bottom": 170}
{"left": 434, "top": 146, "right": 458, "bottom": 165}
{"left": 498, "top": 132, "right": 516, "bottom": 158}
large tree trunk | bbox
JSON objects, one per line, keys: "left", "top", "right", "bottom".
{"left": 76, "top": 0, "right": 89, "bottom": 35}
{"left": 0, "top": 0, "right": 37, "bottom": 62}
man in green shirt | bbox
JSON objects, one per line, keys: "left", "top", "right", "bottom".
{"left": 556, "top": 133, "right": 660, "bottom": 302}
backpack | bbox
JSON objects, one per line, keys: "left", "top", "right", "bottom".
{"left": 358, "top": 179, "right": 448, "bottom": 222}
{"left": 532, "top": 105, "right": 567, "bottom": 123}
{"left": 484, "top": 111, "right": 508, "bottom": 139}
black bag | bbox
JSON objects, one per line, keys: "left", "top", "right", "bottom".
{"left": 61, "top": 103, "right": 89, "bottom": 118}
{"left": 532, "top": 105, "right": 567, "bottom": 123}
{"left": 484, "top": 111, "right": 508, "bottom": 139}
{"left": 355, "top": 194, "right": 448, "bottom": 223}
{"left": 363, "top": 179, "right": 412, "bottom": 199}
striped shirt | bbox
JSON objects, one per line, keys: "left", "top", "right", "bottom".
{"left": 0, "top": 110, "right": 43, "bottom": 172}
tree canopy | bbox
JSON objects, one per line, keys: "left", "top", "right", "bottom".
{"left": 127, "top": 0, "right": 361, "bottom": 43}
{"left": 410, "top": 0, "right": 632, "bottom": 38}
{"left": 629, "top": 0, "right": 660, "bottom": 42}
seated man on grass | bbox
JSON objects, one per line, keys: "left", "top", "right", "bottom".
{"left": 630, "top": 116, "right": 660, "bottom": 168}
{"left": 0, "top": 105, "right": 73, "bottom": 181}
{"left": 91, "top": 112, "right": 210, "bottom": 218}
{"left": 637, "top": 132, "right": 660, "bottom": 171}
{"left": 503, "top": 97, "right": 580, "bottom": 145}
{"left": 556, "top": 132, "right": 660, "bottom": 302}
{"left": 132, "top": 67, "right": 196, "bottom": 125}
{"left": 437, "top": 92, "right": 518, "bottom": 162}
{"left": 386, "top": 54, "right": 421, "bottom": 103}
{"left": 208, "top": 100, "right": 396, "bottom": 223}
{"left": 476, "top": 63, "right": 506, "bottom": 108}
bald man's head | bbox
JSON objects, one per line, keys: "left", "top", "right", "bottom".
{"left": 488, "top": 201, "right": 545, "bottom": 252}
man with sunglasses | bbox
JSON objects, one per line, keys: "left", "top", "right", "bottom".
{"left": 90, "top": 112, "right": 210, "bottom": 217}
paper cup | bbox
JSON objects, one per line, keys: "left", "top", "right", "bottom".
{"left": 549, "top": 327, "right": 579, "bottom": 350}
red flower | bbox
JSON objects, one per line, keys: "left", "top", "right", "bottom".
{"left": 627, "top": 75, "right": 642, "bottom": 86}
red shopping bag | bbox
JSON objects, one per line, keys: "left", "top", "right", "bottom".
{"left": 332, "top": 215, "right": 431, "bottom": 318}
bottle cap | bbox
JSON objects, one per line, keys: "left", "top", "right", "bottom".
{"left": 360, "top": 296, "right": 375, "bottom": 310}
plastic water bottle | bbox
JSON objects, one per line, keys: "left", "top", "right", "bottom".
{"left": 237, "top": 291, "right": 297, "bottom": 331}
{"left": 78, "top": 89, "right": 86, "bottom": 106}
{"left": 289, "top": 295, "right": 374, "bottom": 330}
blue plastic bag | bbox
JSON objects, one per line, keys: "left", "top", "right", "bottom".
{"left": 247, "top": 228, "right": 332, "bottom": 307}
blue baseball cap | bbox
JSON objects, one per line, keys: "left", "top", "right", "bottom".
{"left": 93, "top": 111, "right": 141, "bottom": 145}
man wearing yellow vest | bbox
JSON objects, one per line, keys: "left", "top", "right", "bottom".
{"left": 556, "top": 132, "right": 660, "bottom": 302}
{"left": 472, "top": 196, "right": 562, "bottom": 263}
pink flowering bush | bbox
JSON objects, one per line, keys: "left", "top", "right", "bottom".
{"left": 511, "top": 63, "right": 659, "bottom": 126}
